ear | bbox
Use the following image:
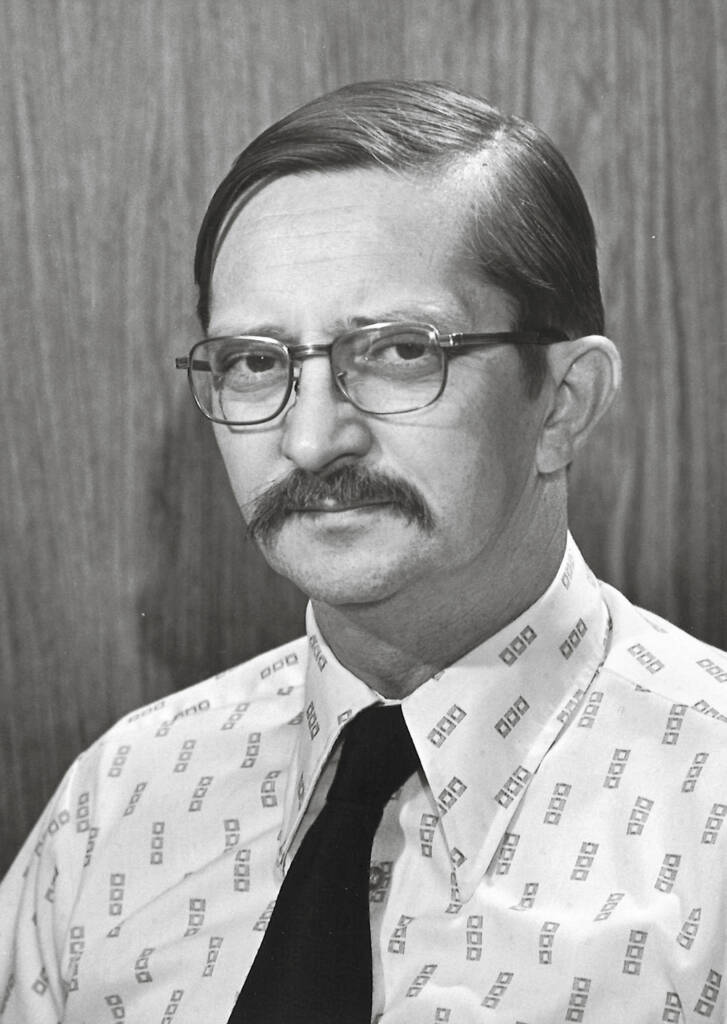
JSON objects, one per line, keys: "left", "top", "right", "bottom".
{"left": 536, "top": 335, "right": 621, "bottom": 474}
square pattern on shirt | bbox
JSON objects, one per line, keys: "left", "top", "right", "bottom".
{"left": 1, "top": 535, "right": 726, "bottom": 1023}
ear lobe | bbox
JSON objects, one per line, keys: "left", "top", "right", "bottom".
{"left": 536, "top": 335, "right": 621, "bottom": 474}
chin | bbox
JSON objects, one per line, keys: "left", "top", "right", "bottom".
{"left": 264, "top": 548, "right": 414, "bottom": 608}
{"left": 285, "top": 567, "right": 404, "bottom": 607}
{"left": 302, "top": 581, "right": 397, "bottom": 607}
{"left": 259, "top": 522, "right": 431, "bottom": 605}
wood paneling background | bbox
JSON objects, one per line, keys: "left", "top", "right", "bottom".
{"left": 1, "top": 0, "right": 725, "bottom": 873}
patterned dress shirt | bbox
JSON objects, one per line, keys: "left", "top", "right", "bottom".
{"left": 1, "top": 534, "right": 726, "bottom": 1023}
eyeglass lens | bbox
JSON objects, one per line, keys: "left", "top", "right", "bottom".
{"left": 189, "top": 325, "right": 446, "bottom": 423}
{"left": 199, "top": 338, "right": 290, "bottom": 423}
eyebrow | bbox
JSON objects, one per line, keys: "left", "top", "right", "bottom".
{"left": 209, "top": 322, "right": 297, "bottom": 342}
{"left": 209, "top": 303, "right": 471, "bottom": 340}
{"left": 349, "top": 304, "right": 471, "bottom": 331}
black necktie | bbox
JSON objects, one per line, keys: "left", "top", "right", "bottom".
{"left": 227, "top": 703, "right": 420, "bottom": 1024}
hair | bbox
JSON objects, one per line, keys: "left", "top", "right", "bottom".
{"left": 194, "top": 80, "right": 604, "bottom": 396}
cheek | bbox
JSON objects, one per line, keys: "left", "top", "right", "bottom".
{"left": 213, "top": 428, "right": 279, "bottom": 513}
{"left": 377, "top": 425, "right": 504, "bottom": 533}
{"left": 416, "top": 392, "right": 539, "bottom": 519}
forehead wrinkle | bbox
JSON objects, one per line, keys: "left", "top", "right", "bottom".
{"left": 213, "top": 172, "right": 460, "bottom": 279}
{"left": 222, "top": 196, "right": 385, "bottom": 249}
{"left": 213, "top": 230, "right": 401, "bottom": 300}
{"left": 214, "top": 161, "right": 478, "bottom": 270}
{"left": 219, "top": 222, "right": 412, "bottom": 267}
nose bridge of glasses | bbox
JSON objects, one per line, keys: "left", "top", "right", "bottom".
{"left": 288, "top": 343, "right": 341, "bottom": 393}
{"left": 288, "top": 343, "right": 335, "bottom": 365}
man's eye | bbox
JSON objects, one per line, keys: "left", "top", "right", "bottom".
{"left": 361, "top": 337, "right": 439, "bottom": 377}
{"left": 240, "top": 354, "right": 278, "bottom": 374}
{"left": 214, "top": 349, "right": 281, "bottom": 390}
{"left": 390, "top": 342, "right": 428, "bottom": 361}
{"left": 370, "top": 339, "right": 430, "bottom": 363}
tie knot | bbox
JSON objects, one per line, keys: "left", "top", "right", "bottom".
{"left": 327, "top": 704, "right": 420, "bottom": 810}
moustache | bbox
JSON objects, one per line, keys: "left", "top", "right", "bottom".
{"left": 246, "top": 465, "right": 434, "bottom": 543}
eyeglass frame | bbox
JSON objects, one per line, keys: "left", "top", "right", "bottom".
{"left": 175, "top": 321, "right": 570, "bottom": 425}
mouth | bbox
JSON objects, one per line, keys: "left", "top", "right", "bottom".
{"left": 286, "top": 498, "right": 394, "bottom": 514}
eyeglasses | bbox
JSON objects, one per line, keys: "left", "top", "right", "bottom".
{"left": 175, "top": 321, "right": 569, "bottom": 425}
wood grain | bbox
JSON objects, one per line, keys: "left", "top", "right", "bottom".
{"left": 1, "top": 0, "right": 725, "bottom": 872}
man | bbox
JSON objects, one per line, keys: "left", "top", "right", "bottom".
{"left": 1, "top": 80, "right": 725, "bottom": 1024}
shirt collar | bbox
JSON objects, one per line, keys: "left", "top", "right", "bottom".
{"left": 277, "top": 615, "right": 381, "bottom": 869}
{"left": 278, "top": 533, "right": 611, "bottom": 900}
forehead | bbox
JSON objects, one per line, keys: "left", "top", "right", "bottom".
{"left": 208, "top": 167, "right": 511, "bottom": 333}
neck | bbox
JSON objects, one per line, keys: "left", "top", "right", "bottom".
{"left": 312, "top": 513, "right": 568, "bottom": 700}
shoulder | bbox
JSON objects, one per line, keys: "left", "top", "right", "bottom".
{"left": 600, "top": 581, "right": 727, "bottom": 725}
{"left": 80, "top": 632, "right": 309, "bottom": 780}
{"left": 25, "top": 634, "right": 309, "bottom": 852}
{"left": 5, "top": 633, "right": 308, "bottom": 887}
{"left": 108, "top": 633, "right": 309, "bottom": 740}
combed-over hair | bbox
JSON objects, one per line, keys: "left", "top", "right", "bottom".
{"left": 194, "top": 80, "right": 604, "bottom": 395}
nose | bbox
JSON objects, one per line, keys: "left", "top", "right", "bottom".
{"left": 280, "top": 354, "right": 374, "bottom": 472}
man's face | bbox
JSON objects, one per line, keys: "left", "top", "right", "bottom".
{"left": 208, "top": 167, "right": 550, "bottom": 608}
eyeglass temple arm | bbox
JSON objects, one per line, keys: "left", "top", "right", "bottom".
{"left": 176, "top": 357, "right": 211, "bottom": 371}
{"left": 444, "top": 328, "right": 570, "bottom": 349}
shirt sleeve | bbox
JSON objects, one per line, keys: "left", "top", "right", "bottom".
{"left": 0, "top": 758, "right": 88, "bottom": 1023}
